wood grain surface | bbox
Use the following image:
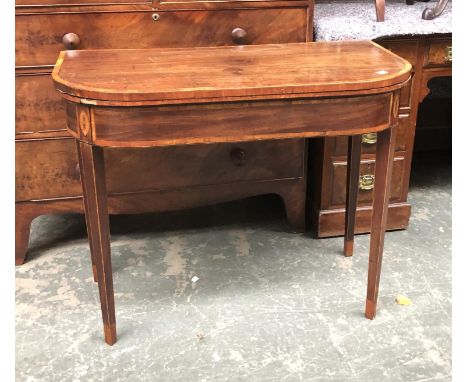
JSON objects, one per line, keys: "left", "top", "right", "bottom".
{"left": 53, "top": 41, "right": 411, "bottom": 103}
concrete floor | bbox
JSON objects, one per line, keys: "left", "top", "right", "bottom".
{"left": 16, "top": 152, "right": 451, "bottom": 382}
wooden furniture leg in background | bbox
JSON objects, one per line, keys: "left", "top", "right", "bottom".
{"left": 376, "top": 0, "right": 385, "bottom": 22}
{"left": 76, "top": 141, "right": 116, "bottom": 345}
{"left": 344, "top": 135, "right": 362, "bottom": 257}
{"left": 422, "top": 0, "right": 449, "bottom": 20}
{"left": 15, "top": 204, "right": 36, "bottom": 265}
{"left": 365, "top": 126, "right": 396, "bottom": 319}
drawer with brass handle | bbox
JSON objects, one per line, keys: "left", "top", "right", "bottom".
{"left": 425, "top": 38, "right": 452, "bottom": 67}
{"left": 332, "top": 116, "right": 410, "bottom": 157}
{"left": 15, "top": 8, "right": 307, "bottom": 66}
{"left": 328, "top": 157, "right": 405, "bottom": 208}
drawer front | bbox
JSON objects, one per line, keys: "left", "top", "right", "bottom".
{"left": 16, "top": 138, "right": 82, "bottom": 201}
{"left": 106, "top": 139, "right": 304, "bottom": 194}
{"left": 332, "top": 116, "right": 410, "bottom": 156}
{"left": 16, "top": 8, "right": 307, "bottom": 66}
{"left": 425, "top": 38, "right": 452, "bottom": 67}
{"left": 16, "top": 138, "right": 304, "bottom": 201}
{"left": 16, "top": 72, "right": 66, "bottom": 135}
{"left": 378, "top": 39, "right": 419, "bottom": 66}
{"left": 328, "top": 156, "right": 405, "bottom": 208}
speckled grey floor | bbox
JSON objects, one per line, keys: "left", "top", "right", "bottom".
{"left": 314, "top": 0, "right": 451, "bottom": 41}
{"left": 16, "top": 152, "right": 451, "bottom": 381}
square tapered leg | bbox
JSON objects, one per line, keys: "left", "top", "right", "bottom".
{"left": 76, "top": 141, "right": 117, "bottom": 345}
{"left": 344, "top": 135, "right": 362, "bottom": 257}
{"left": 365, "top": 126, "right": 396, "bottom": 319}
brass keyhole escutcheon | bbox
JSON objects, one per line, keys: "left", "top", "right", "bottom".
{"left": 152, "top": 13, "right": 160, "bottom": 22}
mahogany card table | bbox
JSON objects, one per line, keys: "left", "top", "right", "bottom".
{"left": 52, "top": 41, "right": 411, "bottom": 345}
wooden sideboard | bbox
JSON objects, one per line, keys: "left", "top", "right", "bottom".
{"left": 309, "top": 34, "right": 452, "bottom": 237}
{"left": 15, "top": 0, "right": 314, "bottom": 265}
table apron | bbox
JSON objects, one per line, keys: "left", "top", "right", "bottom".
{"left": 67, "top": 92, "right": 394, "bottom": 147}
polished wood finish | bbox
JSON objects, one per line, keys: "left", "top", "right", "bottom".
{"left": 53, "top": 42, "right": 410, "bottom": 104}
{"left": 75, "top": 142, "right": 116, "bottom": 344}
{"left": 15, "top": 70, "right": 67, "bottom": 136}
{"left": 16, "top": 0, "right": 148, "bottom": 4}
{"left": 366, "top": 125, "right": 396, "bottom": 319}
{"left": 16, "top": 8, "right": 308, "bottom": 67}
{"left": 65, "top": 94, "right": 393, "bottom": 147}
{"left": 15, "top": 0, "right": 314, "bottom": 264}
{"left": 16, "top": 138, "right": 305, "bottom": 201}
{"left": 54, "top": 41, "right": 410, "bottom": 343}
{"left": 76, "top": 140, "right": 98, "bottom": 282}
{"left": 344, "top": 135, "right": 362, "bottom": 257}
{"left": 310, "top": 34, "right": 452, "bottom": 238}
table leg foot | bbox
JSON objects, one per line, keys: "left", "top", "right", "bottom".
{"left": 344, "top": 239, "right": 354, "bottom": 257}
{"left": 365, "top": 299, "right": 377, "bottom": 320}
{"left": 104, "top": 323, "right": 117, "bottom": 345}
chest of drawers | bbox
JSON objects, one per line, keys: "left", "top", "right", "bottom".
{"left": 309, "top": 34, "right": 452, "bottom": 237}
{"left": 15, "top": 0, "right": 314, "bottom": 265}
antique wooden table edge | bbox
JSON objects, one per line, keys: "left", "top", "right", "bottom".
{"left": 52, "top": 41, "right": 411, "bottom": 345}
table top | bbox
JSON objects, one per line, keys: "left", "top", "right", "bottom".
{"left": 53, "top": 41, "right": 411, "bottom": 105}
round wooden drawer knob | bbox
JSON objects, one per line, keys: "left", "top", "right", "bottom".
{"left": 231, "top": 28, "right": 248, "bottom": 45}
{"left": 62, "top": 33, "right": 81, "bottom": 50}
{"left": 230, "top": 148, "right": 247, "bottom": 166}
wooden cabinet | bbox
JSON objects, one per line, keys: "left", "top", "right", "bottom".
{"left": 309, "top": 34, "right": 452, "bottom": 237}
{"left": 15, "top": 0, "right": 314, "bottom": 265}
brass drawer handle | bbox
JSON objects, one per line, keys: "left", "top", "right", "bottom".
{"left": 152, "top": 13, "right": 160, "bottom": 22}
{"left": 445, "top": 46, "right": 452, "bottom": 62}
{"left": 62, "top": 33, "right": 81, "bottom": 50}
{"left": 359, "top": 174, "right": 375, "bottom": 191}
{"left": 362, "top": 133, "right": 377, "bottom": 145}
